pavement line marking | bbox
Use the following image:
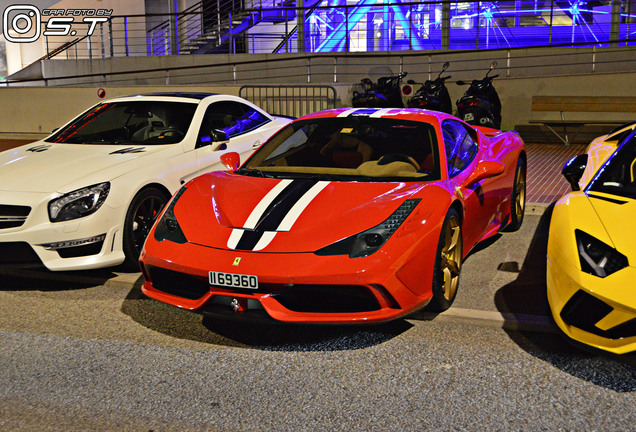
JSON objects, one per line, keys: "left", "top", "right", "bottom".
{"left": 416, "top": 307, "right": 557, "bottom": 334}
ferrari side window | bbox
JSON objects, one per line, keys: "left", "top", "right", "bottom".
{"left": 442, "top": 120, "right": 478, "bottom": 177}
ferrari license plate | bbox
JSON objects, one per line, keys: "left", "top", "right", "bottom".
{"left": 209, "top": 271, "right": 259, "bottom": 289}
{"left": 464, "top": 113, "right": 474, "bottom": 121}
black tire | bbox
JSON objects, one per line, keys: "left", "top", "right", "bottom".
{"left": 122, "top": 187, "right": 170, "bottom": 270}
{"left": 505, "top": 157, "right": 526, "bottom": 232}
{"left": 426, "top": 208, "right": 463, "bottom": 312}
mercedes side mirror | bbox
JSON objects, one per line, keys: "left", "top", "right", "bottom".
{"left": 210, "top": 129, "right": 228, "bottom": 142}
{"left": 562, "top": 154, "right": 588, "bottom": 191}
{"left": 210, "top": 129, "right": 229, "bottom": 151}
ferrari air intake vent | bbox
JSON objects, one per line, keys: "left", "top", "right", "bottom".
{"left": 0, "top": 205, "right": 31, "bottom": 229}
{"left": 0, "top": 242, "right": 41, "bottom": 263}
{"left": 561, "top": 290, "right": 636, "bottom": 340}
{"left": 146, "top": 265, "right": 210, "bottom": 300}
{"left": 270, "top": 284, "right": 381, "bottom": 313}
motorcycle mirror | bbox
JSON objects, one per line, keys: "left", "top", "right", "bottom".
{"left": 490, "top": 61, "right": 498, "bottom": 69}
{"left": 456, "top": 80, "right": 466, "bottom": 85}
{"left": 437, "top": 62, "right": 450, "bottom": 79}
{"left": 407, "top": 79, "right": 416, "bottom": 84}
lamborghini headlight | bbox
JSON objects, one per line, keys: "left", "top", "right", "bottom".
{"left": 48, "top": 182, "right": 110, "bottom": 222}
{"left": 316, "top": 199, "right": 420, "bottom": 258}
{"left": 576, "top": 229, "right": 628, "bottom": 278}
{"left": 154, "top": 186, "right": 188, "bottom": 244}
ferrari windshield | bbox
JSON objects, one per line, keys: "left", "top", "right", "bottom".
{"left": 242, "top": 117, "right": 440, "bottom": 181}
{"left": 588, "top": 131, "right": 636, "bottom": 199}
{"left": 46, "top": 101, "right": 198, "bottom": 145}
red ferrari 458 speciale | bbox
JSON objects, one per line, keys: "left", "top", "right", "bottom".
{"left": 140, "top": 107, "right": 526, "bottom": 324}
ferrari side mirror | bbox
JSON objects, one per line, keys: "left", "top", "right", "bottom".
{"left": 562, "top": 154, "right": 588, "bottom": 191}
{"left": 220, "top": 152, "right": 240, "bottom": 170}
{"left": 464, "top": 160, "right": 505, "bottom": 186}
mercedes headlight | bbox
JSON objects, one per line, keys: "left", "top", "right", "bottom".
{"left": 154, "top": 186, "right": 188, "bottom": 244}
{"left": 576, "top": 230, "right": 628, "bottom": 278}
{"left": 316, "top": 199, "right": 420, "bottom": 258}
{"left": 48, "top": 182, "right": 110, "bottom": 222}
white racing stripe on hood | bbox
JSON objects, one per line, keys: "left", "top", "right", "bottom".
{"left": 277, "top": 181, "right": 330, "bottom": 231}
{"left": 227, "top": 180, "right": 331, "bottom": 251}
{"left": 253, "top": 231, "right": 277, "bottom": 251}
{"left": 226, "top": 179, "right": 292, "bottom": 249}
{"left": 243, "top": 179, "right": 293, "bottom": 229}
{"left": 251, "top": 181, "right": 330, "bottom": 250}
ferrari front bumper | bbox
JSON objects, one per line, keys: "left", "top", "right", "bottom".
{"left": 140, "top": 240, "right": 434, "bottom": 324}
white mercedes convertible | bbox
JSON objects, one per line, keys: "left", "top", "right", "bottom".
{"left": 0, "top": 92, "right": 292, "bottom": 271}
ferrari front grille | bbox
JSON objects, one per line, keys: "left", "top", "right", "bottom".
{"left": 561, "top": 290, "right": 636, "bottom": 340}
{"left": 146, "top": 265, "right": 210, "bottom": 300}
{"left": 0, "top": 205, "right": 31, "bottom": 229}
{"left": 270, "top": 284, "right": 381, "bottom": 313}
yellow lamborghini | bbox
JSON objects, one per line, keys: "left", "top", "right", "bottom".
{"left": 547, "top": 122, "right": 636, "bottom": 354}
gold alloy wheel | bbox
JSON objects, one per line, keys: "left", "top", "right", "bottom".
{"left": 440, "top": 215, "right": 462, "bottom": 301}
{"left": 514, "top": 164, "right": 526, "bottom": 222}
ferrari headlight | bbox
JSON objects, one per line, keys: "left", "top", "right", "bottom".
{"left": 48, "top": 182, "right": 110, "bottom": 222}
{"left": 576, "top": 230, "right": 628, "bottom": 278}
{"left": 316, "top": 199, "right": 420, "bottom": 258}
{"left": 154, "top": 186, "right": 187, "bottom": 244}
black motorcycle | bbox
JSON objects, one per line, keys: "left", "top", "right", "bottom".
{"left": 352, "top": 72, "right": 407, "bottom": 108}
{"left": 456, "top": 61, "right": 502, "bottom": 129}
{"left": 406, "top": 62, "right": 452, "bottom": 114}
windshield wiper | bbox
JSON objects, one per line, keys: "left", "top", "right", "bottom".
{"left": 237, "top": 167, "right": 269, "bottom": 177}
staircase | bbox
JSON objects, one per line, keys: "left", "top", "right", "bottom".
{"left": 175, "top": 0, "right": 294, "bottom": 55}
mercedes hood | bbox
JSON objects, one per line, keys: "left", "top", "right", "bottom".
{"left": 0, "top": 142, "right": 172, "bottom": 193}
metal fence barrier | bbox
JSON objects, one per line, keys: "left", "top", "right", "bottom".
{"left": 239, "top": 84, "right": 337, "bottom": 117}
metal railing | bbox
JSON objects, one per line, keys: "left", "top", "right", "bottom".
{"left": 5, "top": 43, "right": 636, "bottom": 89}
{"left": 239, "top": 84, "right": 337, "bottom": 117}
{"left": 27, "top": 0, "right": 636, "bottom": 62}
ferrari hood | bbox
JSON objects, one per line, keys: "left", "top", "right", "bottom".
{"left": 176, "top": 172, "right": 437, "bottom": 253}
{"left": 587, "top": 194, "right": 636, "bottom": 259}
{"left": 0, "top": 142, "right": 171, "bottom": 193}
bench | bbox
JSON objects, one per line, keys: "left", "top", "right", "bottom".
{"left": 529, "top": 96, "right": 636, "bottom": 145}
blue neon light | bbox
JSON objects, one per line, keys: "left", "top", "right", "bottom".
{"left": 296, "top": 0, "right": 634, "bottom": 54}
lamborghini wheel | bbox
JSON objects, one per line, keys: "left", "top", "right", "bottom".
{"left": 506, "top": 157, "right": 526, "bottom": 231}
{"left": 427, "top": 208, "right": 463, "bottom": 312}
{"left": 122, "top": 187, "right": 169, "bottom": 270}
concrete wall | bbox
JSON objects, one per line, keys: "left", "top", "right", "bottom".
{"left": 0, "top": 84, "right": 240, "bottom": 139}
{"left": 1, "top": 70, "right": 635, "bottom": 140}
